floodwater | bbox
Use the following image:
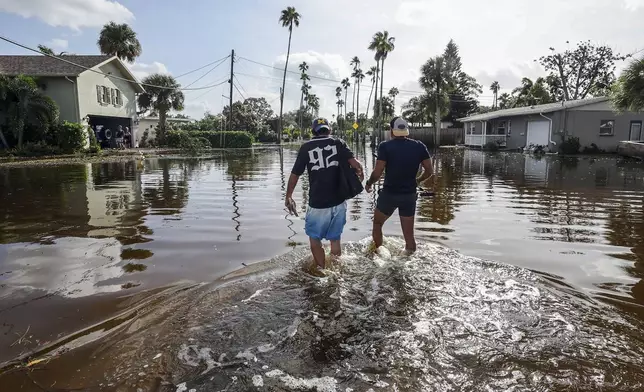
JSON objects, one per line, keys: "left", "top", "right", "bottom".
{"left": 2, "top": 148, "right": 644, "bottom": 391}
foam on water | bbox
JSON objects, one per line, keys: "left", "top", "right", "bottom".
{"left": 87, "top": 238, "right": 644, "bottom": 391}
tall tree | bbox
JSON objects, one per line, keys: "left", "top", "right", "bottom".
{"left": 497, "top": 92, "right": 513, "bottom": 109}
{"left": 373, "top": 97, "right": 395, "bottom": 119}
{"left": 511, "top": 77, "right": 554, "bottom": 107}
{"left": 341, "top": 77, "right": 351, "bottom": 120}
{"left": 612, "top": 56, "right": 644, "bottom": 112}
{"left": 350, "top": 56, "right": 361, "bottom": 115}
{"left": 307, "top": 94, "right": 320, "bottom": 116}
{"left": 441, "top": 40, "right": 482, "bottom": 123}
{"left": 352, "top": 68, "right": 365, "bottom": 129}
{"left": 420, "top": 56, "right": 450, "bottom": 144}
{"left": 365, "top": 66, "right": 378, "bottom": 126}
{"left": 38, "top": 45, "right": 55, "bottom": 56}
{"left": 298, "top": 61, "right": 309, "bottom": 130}
{"left": 0, "top": 75, "right": 59, "bottom": 149}
{"left": 490, "top": 81, "right": 500, "bottom": 109}
{"left": 388, "top": 87, "right": 399, "bottom": 114}
{"left": 277, "top": 6, "right": 301, "bottom": 144}
{"left": 538, "top": 41, "right": 625, "bottom": 101}
{"left": 335, "top": 86, "right": 342, "bottom": 129}
{"left": 137, "top": 74, "right": 185, "bottom": 145}
{"left": 97, "top": 22, "right": 142, "bottom": 62}
{"left": 369, "top": 31, "right": 395, "bottom": 130}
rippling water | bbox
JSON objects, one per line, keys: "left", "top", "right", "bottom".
{"left": 2, "top": 147, "right": 644, "bottom": 390}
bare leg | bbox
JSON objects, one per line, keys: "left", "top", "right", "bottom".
{"left": 330, "top": 239, "right": 341, "bottom": 257}
{"left": 372, "top": 208, "right": 391, "bottom": 249}
{"left": 400, "top": 215, "right": 416, "bottom": 253}
{"left": 309, "top": 238, "right": 326, "bottom": 268}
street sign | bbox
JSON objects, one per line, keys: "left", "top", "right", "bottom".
{"left": 352, "top": 123, "right": 359, "bottom": 130}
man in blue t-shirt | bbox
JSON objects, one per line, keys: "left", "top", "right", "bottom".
{"left": 365, "top": 117, "right": 434, "bottom": 253}
{"left": 286, "top": 118, "right": 364, "bottom": 269}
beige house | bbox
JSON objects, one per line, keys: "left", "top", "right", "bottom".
{"left": 0, "top": 55, "right": 145, "bottom": 147}
{"left": 137, "top": 116, "right": 192, "bottom": 146}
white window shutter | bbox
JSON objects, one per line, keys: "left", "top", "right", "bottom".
{"left": 97, "top": 85, "right": 102, "bottom": 103}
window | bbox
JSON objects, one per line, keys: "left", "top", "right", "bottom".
{"left": 469, "top": 122, "right": 476, "bottom": 134}
{"left": 101, "top": 86, "right": 109, "bottom": 105}
{"left": 599, "top": 120, "right": 614, "bottom": 136}
{"left": 115, "top": 90, "right": 123, "bottom": 106}
{"left": 497, "top": 121, "right": 506, "bottom": 135}
{"left": 629, "top": 121, "right": 642, "bottom": 141}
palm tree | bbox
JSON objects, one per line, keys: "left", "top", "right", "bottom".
{"left": 299, "top": 61, "right": 309, "bottom": 130}
{"left": 352, "top": 68, "right": 365, "bottom": 126}
{"left": 307, "top": 94, "right": 320, "bottom": 116}
{"left": 278, "top": 6, "right": 301, "bottom": 144}
{"left": 369, "top": 31, "right": 395, "bottom": 129}
{"left": 365, "top": 66, "right": 378, "bottom": 126}
{"left": 612, "top": 57, "right": 644, "bottom": 112}
{"left": 388, "top": 87, "right": 399, "bottom": 114}
{"left": 490, "top": 81, "right": 500, "bottom": 109}
{"left": 137, "top": 74, "right": 185, "bottom": 146}
{"left": 0, "top": 75, "right": 59, "bottom": 149}
{"left": 335, "top": 86, "right": 342, "bottom": 128}
{"left": 420, "top": 56, "right": 450, "bottom": 145}
{"left": 341, "top": 78, "right": 351, "bottom": 120}
{"left": 350, "top": 56, "right": 361, "bottom": 115}
{"left": 97, "top": 22, "right": 142, "bottom": 62}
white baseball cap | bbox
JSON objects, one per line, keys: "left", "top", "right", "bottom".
{"left": 390, "top": 117, "right": 410, "bottom": 137}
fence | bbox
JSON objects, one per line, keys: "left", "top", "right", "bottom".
{"left": 405, "top": 127, "right": 464, "bottom": 147}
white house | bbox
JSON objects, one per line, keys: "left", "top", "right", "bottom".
{"left": 0, "top": 55, "right": 145, "bottom": 148}
{"left": 136, "top": 116, "right": 193, "bottom": 146}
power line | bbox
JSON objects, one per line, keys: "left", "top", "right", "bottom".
{"left": 233, "top": 74, "right": 249, "bottom": 96}
{"left": 0, "top": 35, "right": 227, "bottom": 91}
{"left": 183, "top": 56, "right": 230, "bottom": 89}
{"left": 175, "top": 55, "right": 231, "bottom": 79}
{"left": 233, "top": 82, "right": 247, "bottom": 101}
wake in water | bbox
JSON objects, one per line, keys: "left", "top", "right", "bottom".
{"left": 4, "top": 239, "right": 644, "bottom": 391}
{"left": 165, "top": 238, "right": 644, "bottom": 391}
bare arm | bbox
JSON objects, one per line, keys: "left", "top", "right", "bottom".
{"left": 285, "top": 173, "right": 299, "bottom": 203}
{"left": 348, "top": 157, "right": 364, "bottom": 181}
{"left": 416, "top": 158, "right": 434, "bottom": 186}
{"left": 365, "top": 160, "right": 386, "bottom": 192}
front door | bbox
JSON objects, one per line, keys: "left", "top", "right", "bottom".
{"left": 629, "top": 121, "right": 642, "bottom": 141}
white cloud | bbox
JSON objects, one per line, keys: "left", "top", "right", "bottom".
{"left": 128, "top": 62, "right": 170, "bottom": 81}
{"left": 0, "top": 0, "right": 134, "bottom": 30}
{"left": 48, "top": 38, "right": 68, "bottom": 51}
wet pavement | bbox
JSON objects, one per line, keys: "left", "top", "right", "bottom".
{"left": 2, "top": 147, "right": 644, "bottom": 390}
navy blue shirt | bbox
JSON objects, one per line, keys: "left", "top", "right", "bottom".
{"left": 377, "top": 138, "right": 430, "bottom": 194}
{"left": 292, "top": 136, "right": 354, "bottom": 208}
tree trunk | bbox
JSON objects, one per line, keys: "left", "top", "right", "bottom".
{"left": 159, "top": 110, "right": 167, "bottom": 146}
{"left": 356, "top": 80, "right": 361, "bottom": 141}
{"left": 379, "top": 59, "right": 385, "bottom": 144}
{"left": 17, "top": 118, "right": 25, "bottom": 149}
{"left": 299, "top": 89, "right": 304, "bottom": 131}
{"left": 372, "top": 63, "right": 380, "bottom": 146}
{"left": 278, "top": 28, "right": 293, "bottom": 145}
{"left": 352, "top": 83, "right": 356, "bottom": 121}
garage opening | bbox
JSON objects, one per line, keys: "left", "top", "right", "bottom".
{"left": 88, "top": 115, "right": 133, "bottom": 149}
{"left": 526, "top": 121, "right": 550, "bottom": 147}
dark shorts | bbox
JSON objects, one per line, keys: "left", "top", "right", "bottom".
{"left": 376, "top": 190, "right": 418, "bottom": 217}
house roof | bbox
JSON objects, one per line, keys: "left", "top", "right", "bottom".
{"left": 0, "top": 55, "right": 145, "bottom": 94}
{"left": 0, "top": 55, "right": 111, "bottom": 76}
{"left": 457, "top": 97, "right": 610, "bottom": 122}
{"left": 141, "top": 116, "right": 192, "bottom": 123}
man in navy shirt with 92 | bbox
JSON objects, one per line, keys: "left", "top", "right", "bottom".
{"left": 286, "top": 118, "right": 364, "bottom": 269}
{"left": 365, "top": 117, "right": 434, "bottom": 253}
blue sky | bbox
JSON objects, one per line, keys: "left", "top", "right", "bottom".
{"left": 2, "top": 0, "right": 644, "bottom": 119}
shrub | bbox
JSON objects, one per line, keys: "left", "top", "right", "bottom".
{"left": 49, "top": 121, "right": 86, "bottom": 153}
{"left": 256, "top": 130, "right": 279, "bottom": 143}
{"left": 166, "top": 130, "right": 253, "bottom": 149}
{"left": 15, "top": 141, "right": 63, "bottom": 157}
{"left": 559, "top": 136, "right": 581, "bottom": 155}
{"left": 87, "top": 126, "right": 101, "bottom": 153}
{"left": 482, "top": 141, "right": 499, "bottom": 152}
{"left": 582, "top": 143, "right": 602, "bottom": 154}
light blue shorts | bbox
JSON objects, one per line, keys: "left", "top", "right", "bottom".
{"left": 305, "top": 202, "right": 347, "bottom": 241}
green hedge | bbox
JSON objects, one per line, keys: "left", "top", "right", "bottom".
{"left": 167, "top": 130, "right": 253, "bottom": 149}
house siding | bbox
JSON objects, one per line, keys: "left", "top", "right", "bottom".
{"left": 77, "top": 61, "right": 138, "bottom": 121}
{"left": 565, "top": 110, "right": 644, "bottom": 152}
{"left": 482, "top": 112, "right": 564, "bottom": 150}
{"left": 39, "top": 77, "right": 79, "bottom": 122}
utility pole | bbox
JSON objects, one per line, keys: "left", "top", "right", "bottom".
{"left": 435, "top": 59, "right": 442, "bottom": 147}
{"left": 228, "top": 49, "right": 234, "bottom": 132}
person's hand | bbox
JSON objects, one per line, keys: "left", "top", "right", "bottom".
{"left": 285, "top": 197, "right": 298, "bottom": 216}
{"left": 356, "top": 167, "right": 364, "bottom": 182}
{"left": 365, "top": 182, "right": 372, "bottom": 193}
